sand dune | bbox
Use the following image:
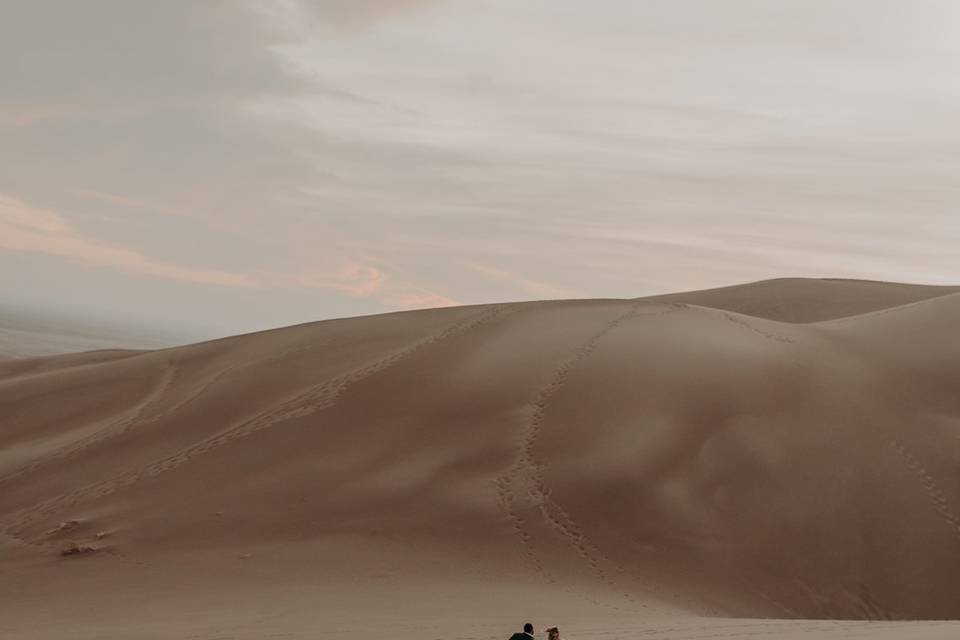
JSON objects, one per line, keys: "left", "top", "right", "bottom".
{"left": 3, "top": 279, "right": 960, "bottom": 639}
{"left": 647, "top": 277, "right": 960, "bottom": 322}
{"left": 0, "top": 306, "right": 191, "bottom": 358}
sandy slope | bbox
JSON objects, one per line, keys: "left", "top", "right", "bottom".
{"left": 647, "top": 277, "right": 960, "bottom": 322}
{"left": 2, "top": 279, "right": 960, "bottom": 639}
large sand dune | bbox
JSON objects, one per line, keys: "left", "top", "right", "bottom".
{"left": 3, "top": 279, "right": 960, "bottom": 639}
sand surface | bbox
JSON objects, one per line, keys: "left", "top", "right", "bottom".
{"left": 3, "top": 278, "right": 960, "bottom": 639}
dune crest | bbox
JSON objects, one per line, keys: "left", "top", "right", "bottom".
{"left": 3, "top": 279, "right": 960, "bottom": 637}
{"left": 647, "top": 277, "right": 960, "bottom": 322}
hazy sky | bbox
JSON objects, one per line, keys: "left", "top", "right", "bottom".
{"left": 2, "top": 1, "right": 959, "bottom": 336}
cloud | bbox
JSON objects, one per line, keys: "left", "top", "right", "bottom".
{"left": 261, "top": 0, "right": 440, "bottom": 31}
{"left": 0, "top": 106, "right": 65, "bottom": 128}
{"left": 293, "top": 262, "right": 457, "bottom": 307}
{"left": 469, "top": 263, "right": 577, "bottom": 299}
{"left": 2, "top": 0, "right": 959, "bottom": 336}
{"left": 0, "top": 195, "right": 259, "bottom": 287}
{"left": 0, "top": 194, "right": 458, "bottom": 309}
{"left": 0, "top": 1, "right": 316, "bottom": 222}
{"left": 295, "top": 262, "right": 386, "bottom": 296}
{"left": 388, "top": 290, "right": 459, "bottom": 308}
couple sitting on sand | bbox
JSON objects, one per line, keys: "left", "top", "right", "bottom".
{"left": 509, "top": 622, "right": 561, "bottom": 640}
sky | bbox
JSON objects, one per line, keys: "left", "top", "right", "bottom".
{"left": 2, "top": 0, "right": 959, "bottom": 337}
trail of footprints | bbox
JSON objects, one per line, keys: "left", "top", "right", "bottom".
{"left": 1, "top": 306, "right": 506, "bottom": 544}
{"left": 0, "top": 362, "right": 181, "bottom": 486}
{"left": 494, "top": 477, "right": 551, "bottom": 581}
{"left": 0, "top": 340, "right": 350, "bottom": 487}
{"left": 497, "top": 302, "right": 684, "bottom": 596}
{"left": 722, "top": 312, "right": 794, "bottom": 344}
{"left": 888, "top": 439, "right": 960, "bottom": 539}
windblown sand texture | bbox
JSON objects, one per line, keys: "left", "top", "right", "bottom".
{"left": 3, "top": 278, "right": 960, "bottom": 639}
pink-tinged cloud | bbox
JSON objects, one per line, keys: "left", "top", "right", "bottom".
{"left": 387, "top": 290, "right": 459, "bottom": 308}
{"left": 333, "top": 262, "right": 388, "bottom": 296}
{"left": 0, "top": 106, "right": 64, "bottom": 128}
{"left": 76, "top": 189, "right": 189, "bottom": 218}
{"left": 0, "top": 194, "right": 457, "bottom": 309}
{"left": 0, "top": 195, "right": 258, "bottom": 287}
{"left": 292, "top": 262, "right": 386, "bottom": 296}
{"left": 293, "top": 261, "right": 456, "bottom": 308}
{"left": 469, "top": 263, "right": 577, "bottom": 299}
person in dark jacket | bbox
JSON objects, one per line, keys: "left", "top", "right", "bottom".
{"left": 508, "top": 622, "right": 535, "bottom": 640}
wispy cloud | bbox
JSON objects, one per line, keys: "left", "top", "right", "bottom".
{"left": 0, "top": 195, "right": 259, "bottom": 287}
{"left": 75, "top": 189, "right": 190, "bottom": 219}
{"left": 0, "top": 106, "right": 65, "bottom": 128}
{"left": 2, "top": 0, "right": 960, "bottom": 334}
{"left": 469, "top": 263, "right": 577, "bottom": 299}
{"left": 0, "top": 194, "right": 457, "bottom": 308}
{"left": 260, "top": 0, "right": 440, "bottom": 31}
{"left": 293, "top": 262, "right": 457, "bottom": 307}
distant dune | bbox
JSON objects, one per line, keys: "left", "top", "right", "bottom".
{"left": 3, "top": 279, "right": 960, "bottom": 639}
{"left": 0, "top": 306, "right": 189, "bottom": 358}
{"left": 647, "top": 277, "right": 960, "bottom": 322}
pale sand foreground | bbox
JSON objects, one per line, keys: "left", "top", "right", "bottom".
{"left": 3, "top": 278, "right": 960, "bottom": 638}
